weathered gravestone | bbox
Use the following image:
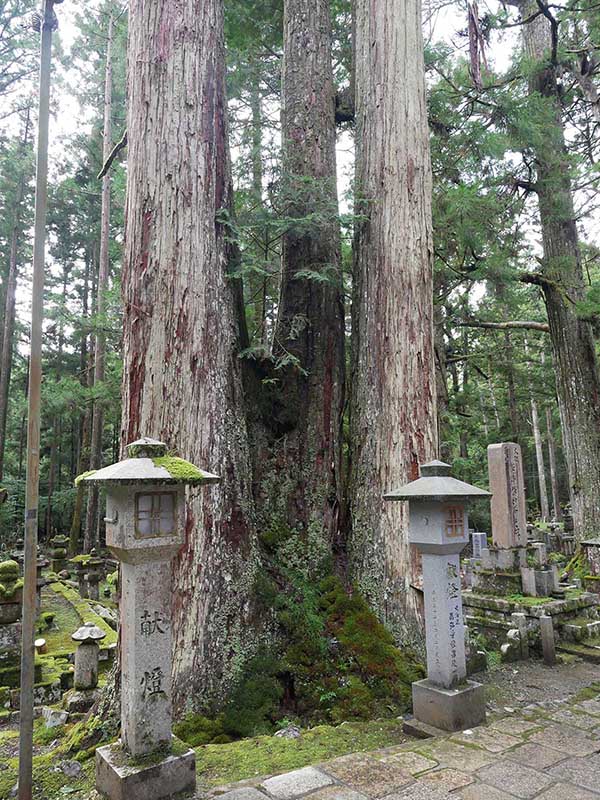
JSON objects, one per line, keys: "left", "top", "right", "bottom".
{"left": 488, "top": 443, "right": 527, "bottom": 549}
{"left": 471, "top": 532, "right": 487, "bottom": 559}
{"left": 385, "top": 460, "right": 490, "bottom": 732}
{"left": 87, "top": 438, "right": 220, "bottom": 800}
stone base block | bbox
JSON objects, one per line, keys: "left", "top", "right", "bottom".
{"left": 96, "top": 739, "right": 196, "bottom": 800}
{"left": 412, "top": 678, "right": 486, "bottom": 732}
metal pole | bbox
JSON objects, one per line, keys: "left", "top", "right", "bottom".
{"left": 18, "top": 2, "right": 61, "bottom": 798}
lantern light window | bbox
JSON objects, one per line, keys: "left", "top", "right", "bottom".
{"left": 135, "top": 492, "right": 176, "bottom": 537}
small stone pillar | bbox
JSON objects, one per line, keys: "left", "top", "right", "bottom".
{"left": 86, "top": 549, "right": 103, "bottom": 601}
{"left": 540, "top": 615, "right": 557, "bottom": 665}
{"left": 385, "top": 460, "right": 490, "bottom": 732}
{"left": 50, "top": 534, "right": 70, "bottom": 573}
{"left": 90, "top": 438, "right": 220, "bottom": 800}
{"left": 72, "top": 621, "right": 106, "bottom": 689}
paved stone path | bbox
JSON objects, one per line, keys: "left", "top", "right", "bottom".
{"left": 203, "top": 695, "right": 600, "bottom": 800}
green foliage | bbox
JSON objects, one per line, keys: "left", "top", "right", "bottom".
{"left": 214, "top": 575, "right": 423, "bottom": 739}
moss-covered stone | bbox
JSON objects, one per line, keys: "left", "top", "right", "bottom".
{"left": 74, "top": 469, "right": 97, "bottom": 486}
{"left": 152, "top": 455, "right": 211, "bottom": 483}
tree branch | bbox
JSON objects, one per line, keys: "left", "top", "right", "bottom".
{"left": 97, "top": 129, "right": 127, "bottom": 179}
{"left": 458, "top": 319, "right": 550, "bottom": 332}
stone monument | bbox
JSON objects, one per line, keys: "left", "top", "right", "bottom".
{"left": 65, "top": 621, "right": 106, "bottom": 713}
{"left": 88, "top": 437, "right": 219, "bottom": 800}
{"left": 488, "top": 443, "right": 527, "bottom": 549}
{"left": 385, "top": 460, "right": 490, "bottom": 732}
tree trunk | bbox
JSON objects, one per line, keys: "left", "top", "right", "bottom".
{"left": 545, "top": 403, "right": 562, "bottom": 521}
{"left": 520, "top": 0, "right": 600, "bottom": 539}
{"left": 251, "top": 0, "right": 345, "bottom": 571}
{"left": 349, "top": 0, "right": 437, "bottom": 645}
{"left": 121, "top": 0, "right": 259, "bottom": 712}
{"left": 525, "top": 337, "right": 549, "bottom": 521}
{"left": 0, "top": 112, "right": 30, "bottom": 481}
{"left": 84, "top": 15, "right": 113, "bottom": 553}
{"left": 69, "top": 252, "right": 92, "bottom": 555}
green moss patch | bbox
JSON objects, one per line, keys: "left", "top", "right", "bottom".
{"left": 152, "top": 455, "right": 213, "bottom": 483}
{"left": 74, "top": 469, "right": 97, "bottom": 486}
{"left": 48, "top": 581, "right": 117, "bottom": 648}
{"left": 195, "top": 718, "right": 408, "bottom": 789}
{"left": 192, "top": 576, "right": 423, "bottom": 741}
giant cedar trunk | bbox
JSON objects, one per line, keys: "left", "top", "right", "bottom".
{"left": 349, "top": 0, "right": 437, "bottom": 644}
{"left": 251, "top": 0, "right": 345, "bottom": 567}
{"left": 521, "top": 1, "right": 600, "bottom": 539}
{"left": 121, "top": 0, "right": 259, "bottom": 712}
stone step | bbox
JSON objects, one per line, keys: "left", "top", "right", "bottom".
{"left": 560, "top": 619, "right": 600, "bottom": 642}
{"left": 556, "top": 640, "right": 600, "bottom": 663}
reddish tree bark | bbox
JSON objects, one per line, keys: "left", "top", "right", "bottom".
{"left": 349, "top": 0, "right": 438, "bottom": 645}
{"left": 121, "top": 0, "right": 259, "bottom": 711}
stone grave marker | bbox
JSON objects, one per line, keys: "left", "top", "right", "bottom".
{"left": 471, "top": 532, "right": 487, "bottom": 559}
{"left": 488, "top": 443, "right": 527, "bottom": 549}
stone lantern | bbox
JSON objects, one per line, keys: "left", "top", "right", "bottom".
{"left": 87, "top": 437, "right": 219, "bottom": 800}
{"left": 50, "top": 533, "right": 70, "bottom": 573}
{"left": 72, "top": 620, "right": 106, "bottom": 689}
{"left": 385, "top": 460, "right": 490, "bottom": 732}
{"left": 85, "top": 548, "right": 103, "bottom": 601}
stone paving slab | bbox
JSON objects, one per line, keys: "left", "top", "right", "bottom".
{"left": 506, "top": 741, "right": 567, "bottom": 770}
{"left": 536, "top": 785, "right": 600, "bottom": 799}
{"left": 457, "top": 785, "right": 516, "bottom": 800}
{"left": 529, "top": 723, "right": 600, "bottom": 756}
{"left": 452, "top": 727, "right": 522, "bottom": 752}
{"left": 261, "top": 767, "right": 333, "bottom": 799}
{"left": 416, "top": 740, "right": 496, "bottom": 772}
{"left": 546, "top": 753, "right": 600, "bottom": 792}
{"left": 380, "top": 752, "right": 438, "bottom": 775}
{"left": 476, "top": 760, "right": 554, "bottom": 798}
{"left": 416, "top": 768, "right": 473, "bottom": 792}
{"left": 322, "top": 755, "right": 413, "bottom": 798}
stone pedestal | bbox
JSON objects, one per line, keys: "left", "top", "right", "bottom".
{"left": 96, "top": 739, "right": 196, "bottom": 800}
{"left": 412, "top": 679, "right": 486, "bottom": 732}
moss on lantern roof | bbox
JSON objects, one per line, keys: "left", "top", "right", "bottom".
{"left": 151, "top": 455, "right": 214, "bottom": 484}
{"left": 74, "top": 469, "right": 97, "bottom": 487}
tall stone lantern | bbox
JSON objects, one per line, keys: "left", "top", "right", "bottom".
{"left": 385, "top": 460, "right": 490, "bottom": 732}
{"left": 86, "top": 437, "right": 220, "bottom": 800}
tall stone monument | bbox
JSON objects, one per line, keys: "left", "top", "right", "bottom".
{"left": 488, "top": 443, "right": 527, "bottom": 549}
{"left": 87, "top": 438, "right": 220, "bottom": 800}
{"left": 385, "top": 460, "right": 490, "bottom": 731}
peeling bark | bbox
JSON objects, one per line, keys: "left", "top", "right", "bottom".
{"left": 349, "top": 0, "right": 438, "bottom": 645}
{"left": 121, "top": 0, "right": 259, "bottom": 711}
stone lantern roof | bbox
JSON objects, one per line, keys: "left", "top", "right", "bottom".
{"left": 81, "top": 437, "right": 220, "bottom": 487}
{"left": 72, "top": 620, "right": 107, "bottom": 643}
{"left": 384, "top": 460, "right": 491, "bottom": 502}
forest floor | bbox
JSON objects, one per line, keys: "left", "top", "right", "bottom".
{"left": 196, "top": 659, "right": 600, "bottom": 800}
{"left": 2, "top": 658, "right": 600, "bottom": 799}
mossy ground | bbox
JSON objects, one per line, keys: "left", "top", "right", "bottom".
{"left": 194, "top": 718, "right": 408, "bottom": 789}
{"left": 180, "top": 575, "right": 424, "bottom": 742}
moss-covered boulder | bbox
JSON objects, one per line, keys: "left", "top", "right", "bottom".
{"left": 0, "top": 560, "right": 23, "bottom": 623}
